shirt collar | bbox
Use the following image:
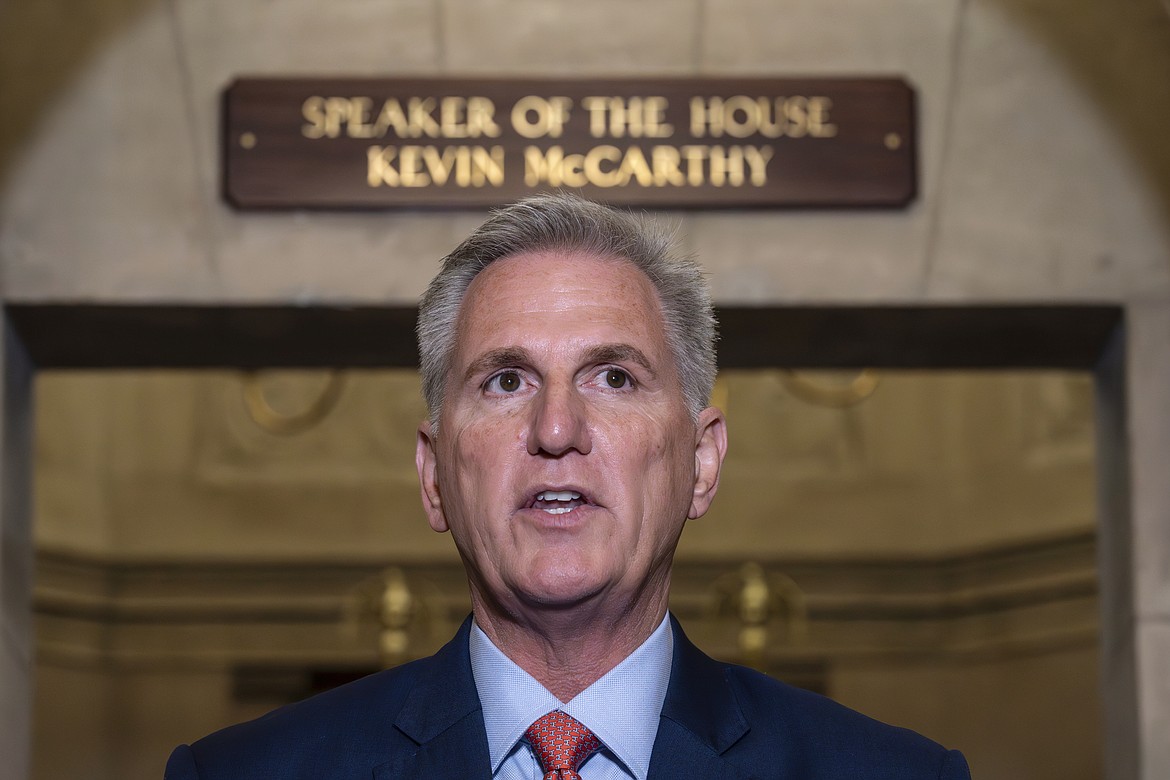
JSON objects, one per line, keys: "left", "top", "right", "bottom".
{"left": 470, "top": 613, "right": 674, "bottom": 780}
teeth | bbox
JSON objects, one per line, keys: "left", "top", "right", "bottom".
{"left": 543, "top": 506, "right": 573, "bottom": 515}
{"left": 537, "top": 490, "right": 581, "bottom": 502}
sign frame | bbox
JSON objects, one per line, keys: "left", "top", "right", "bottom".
{"left": 222, "top": 76, "right": 917, "bottom": 210}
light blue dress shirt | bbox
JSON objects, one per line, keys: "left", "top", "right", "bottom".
{"left": 469, "top": 614, "right": 674, "bottom": 780}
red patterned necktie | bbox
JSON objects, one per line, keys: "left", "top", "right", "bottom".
{"left": 524, "top": 710, "right": 602, "bottom": 780}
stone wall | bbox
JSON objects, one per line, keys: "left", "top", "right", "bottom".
{"left": 1, "top": 0, "right": 1168, "bottom": 306}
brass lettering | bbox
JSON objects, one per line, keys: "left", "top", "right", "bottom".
{"left": 644, "top": 97, "right": 672, "bottom": 138}
{"left": 525, "top": 146, "right": 586, "bottom": 187}
{"left": 439, "top": 97, "right": 469, "bottom": 138}
{"left": 708, "top": 146, "right": 727, "bottom": 186}
{"left": 680, "top": 145, "right": 708, "bottom": 186}
{"left": 618, "top": 145, "right": 654, "bottom": 187}
{"left": 469, "top": 146, "right": 506, "bottom": 187}
{"left": 398, "top": 145, "right": 429, "bottom": 186}
{"left": 407, "top": 98, "right": 441, "bottom": 139}
{"left": 615, "top": 97, "right": 636, "bottom": 138}
{"left": 561, "top": 153, "right": 587, "bottom": 187}
{"left": 721, "top": 95, "right": 758, "bottom": 139}
{"left": 366, "top": 96, "right": 502, "bottom": 139}
{"left": 324, "top": 97, "right": 350, "bottom": 139}
{"left": 525, "top": 146, "right": 564, "bottom": 187}
{"left": 367, "top": 145, "right": 399, "bottom": 186}
{"left": 756, "top": 97, "right": 785, "bottom": 138}
{"left": 454, "top": 146, "right": 472, "bottom": 186}
{"left": 422, "top": 146, "right": 458, "bottom": 185}
{"left": 347, "top": 97, "right": 375, "bottom": 138}
{"left": 302, "top": 96, "right": 327, "bottom": 139}
{"left": 729, "top": 146, "right": 746, "bottom": 186}
{"left": 374, "top": 99, "right": 411, "bottom": 138}
{"left": 524, "top": 143, "right": 771, "bottom": 189}
{"left": 583, "top": 96, "right": 674, "bottom": 138}
{"left": 467, "top": 97, "right": 502, "bottom": 138}
{"left": 783, "top": 96, "right": 809, "bottom": 138}
{"left": 689, "top": 95, "right": 839, "bottom": 139}
{"left": 744, "top": 145, "right": 773, "bottom": 186}
{"left": 808, "top": 97, "right": 837, "bottom": 137}
{"left": 689, "top": 97, "right": 709, "bottom": 138}
{"left": 432, "top": 96, "right": 503, "bottom": 138}
{"left": 709, "top": 146, "right": 751, "bottom": 186}
{"left": 369, "top": 145, "right": 505, "bottom": 188}
{"left": 689, "top": 97, "right": 721, "bottom": 138}
{"left": 582, "top": 97, "right": 610, "bottom": 138}
{"left": 511, "top": 96, "right": 573, "bottom": 139}
{"left": 651, "top": 146, "right": 685, "bottom": 187}
{"left": 584, "top": 145, "right": 623, "bottom": 187}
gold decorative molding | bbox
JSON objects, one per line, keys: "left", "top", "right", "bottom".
{"left": 711, "top": 563, "right": 808, "bottom": 667}
{"left": 33, "top": 531, "right": 1098, "bottom": 671}
{"left": 242, "top": 371, "right": 346, "bottom": 435}
{"left": 344, "top": 567, "right": 439, "bottom": 667}
{"left": 778, "top": 369, "right": 880, "bottom": 408}
{"left": 710, "top": 369, "right": 880, "bottom": 416}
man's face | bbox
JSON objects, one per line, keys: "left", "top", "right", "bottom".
{"left": 415, "top": 250, "right": 726, "bottom": 616}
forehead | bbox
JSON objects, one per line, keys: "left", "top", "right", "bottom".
{"left": 453, "top": 250, "right": 670, "bottom": 358}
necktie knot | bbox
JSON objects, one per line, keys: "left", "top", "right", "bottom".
{"left": 524, "top": 710, "right": 602, "bottom": 780}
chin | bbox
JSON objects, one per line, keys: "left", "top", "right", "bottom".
{"left": 517, "top": 562, "right": 609, "bottom": 609}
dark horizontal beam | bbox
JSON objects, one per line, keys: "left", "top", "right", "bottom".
{"left": 716, "top": 305, "right": 1122, "bottom": 370}
{"left": 6, "top": 303, "right": 1121, "bottom": 370}
{"left": 6, "top": 305, "right": 420, "bottom": 369}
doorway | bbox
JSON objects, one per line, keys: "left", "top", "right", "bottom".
{"left": 6, "top": 303, "right": 1126, "bottom": 780}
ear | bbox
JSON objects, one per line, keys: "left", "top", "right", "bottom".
{"left": 688, "top": 405, "right": 728, "bottom": 520}
{"left": 416, "top": 420, "right": 450, "bottom": 533}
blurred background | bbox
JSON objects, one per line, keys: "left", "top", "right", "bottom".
{"left": 2, "top": 1, "right": 1169, "bottom": 779}
{"left": 33, "top": 368, "right": 1099, "bottom": 779}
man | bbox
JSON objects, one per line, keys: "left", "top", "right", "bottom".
{"left": 166, "top": 194, "right": 971, "bottom": 779}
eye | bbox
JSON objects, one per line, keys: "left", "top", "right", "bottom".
{"left": 488, "top": 370, "right": 523, "bottom": 393}
{"left": 604, "top": 369, "right": 630, "bottom": 389}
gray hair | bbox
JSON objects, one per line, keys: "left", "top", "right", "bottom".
{"left": 417, "top": 193, "right": 717, "bottom": 429}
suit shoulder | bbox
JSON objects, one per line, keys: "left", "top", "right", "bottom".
{"left": 723, "top": 664, "right": 970, "bottom": 779}
{"left": 182, "top": 657, "right": 430, "bottom": 778}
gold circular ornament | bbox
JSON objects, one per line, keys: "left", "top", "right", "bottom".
{"left": 242, "top": 371, "right": 346, "bottom": 435}
{"left": 778, "top": 369, "right": 880, "bottom": 408}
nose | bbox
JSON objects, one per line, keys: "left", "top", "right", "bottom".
{"left": 527, "top": 379, "right": 592, "bottom": 457}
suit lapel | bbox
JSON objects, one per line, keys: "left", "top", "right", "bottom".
{"left": 373, "top": 711, "right": 491, "bottom": 780}
{"left": 647, "top": 616, "right": 755, "bottom": 780}
{"left": 377, "top": 615, "right": 757, "bottom": 779}
{"left": 374, "top": 617, "right": 492, "bottom": 780}
{"left": 648, "top": 718, "right": 755, "bottom": 780}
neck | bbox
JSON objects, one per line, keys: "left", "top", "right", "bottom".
{"left": 471, "top": 585, "right": 670, "bottom": 702}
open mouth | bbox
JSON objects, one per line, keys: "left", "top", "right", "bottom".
{"left": 528, "top": 489, "right": 588, "bottom": 515}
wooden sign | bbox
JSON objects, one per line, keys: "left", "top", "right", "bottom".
{"left": 222, "top": 77, "right": 916, "bottom": 209}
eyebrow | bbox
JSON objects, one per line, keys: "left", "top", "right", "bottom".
{"left": 582, "top": 344, "right": 657, "bottom": 378}
{"left": 460, "top": 343, "right": 658, "bottom": 384}
{"left": 462, "top": 347, "right": 533, "bottom": 384}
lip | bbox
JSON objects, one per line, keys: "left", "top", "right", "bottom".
{"left": 519, "top": 484, "right": 595, "bottom": 510}
{"left": 515, "top": 483, "right": 601, "bottom": 530}
{"left": 516, "top": 501, "right": 599, "bottom": 528}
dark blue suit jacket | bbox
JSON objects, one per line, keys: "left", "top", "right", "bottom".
{"left": 165, "top": 616, "right": 971, "bottom": 779}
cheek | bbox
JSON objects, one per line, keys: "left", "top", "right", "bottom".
{"left": 601, "top": 411, "right": 691, "bottom": 489}
{"left": 439, "top": 422, "right": 517, "bottom": 527}
{"left": 645, "top": 416, "right": 699, "bottom": 493}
